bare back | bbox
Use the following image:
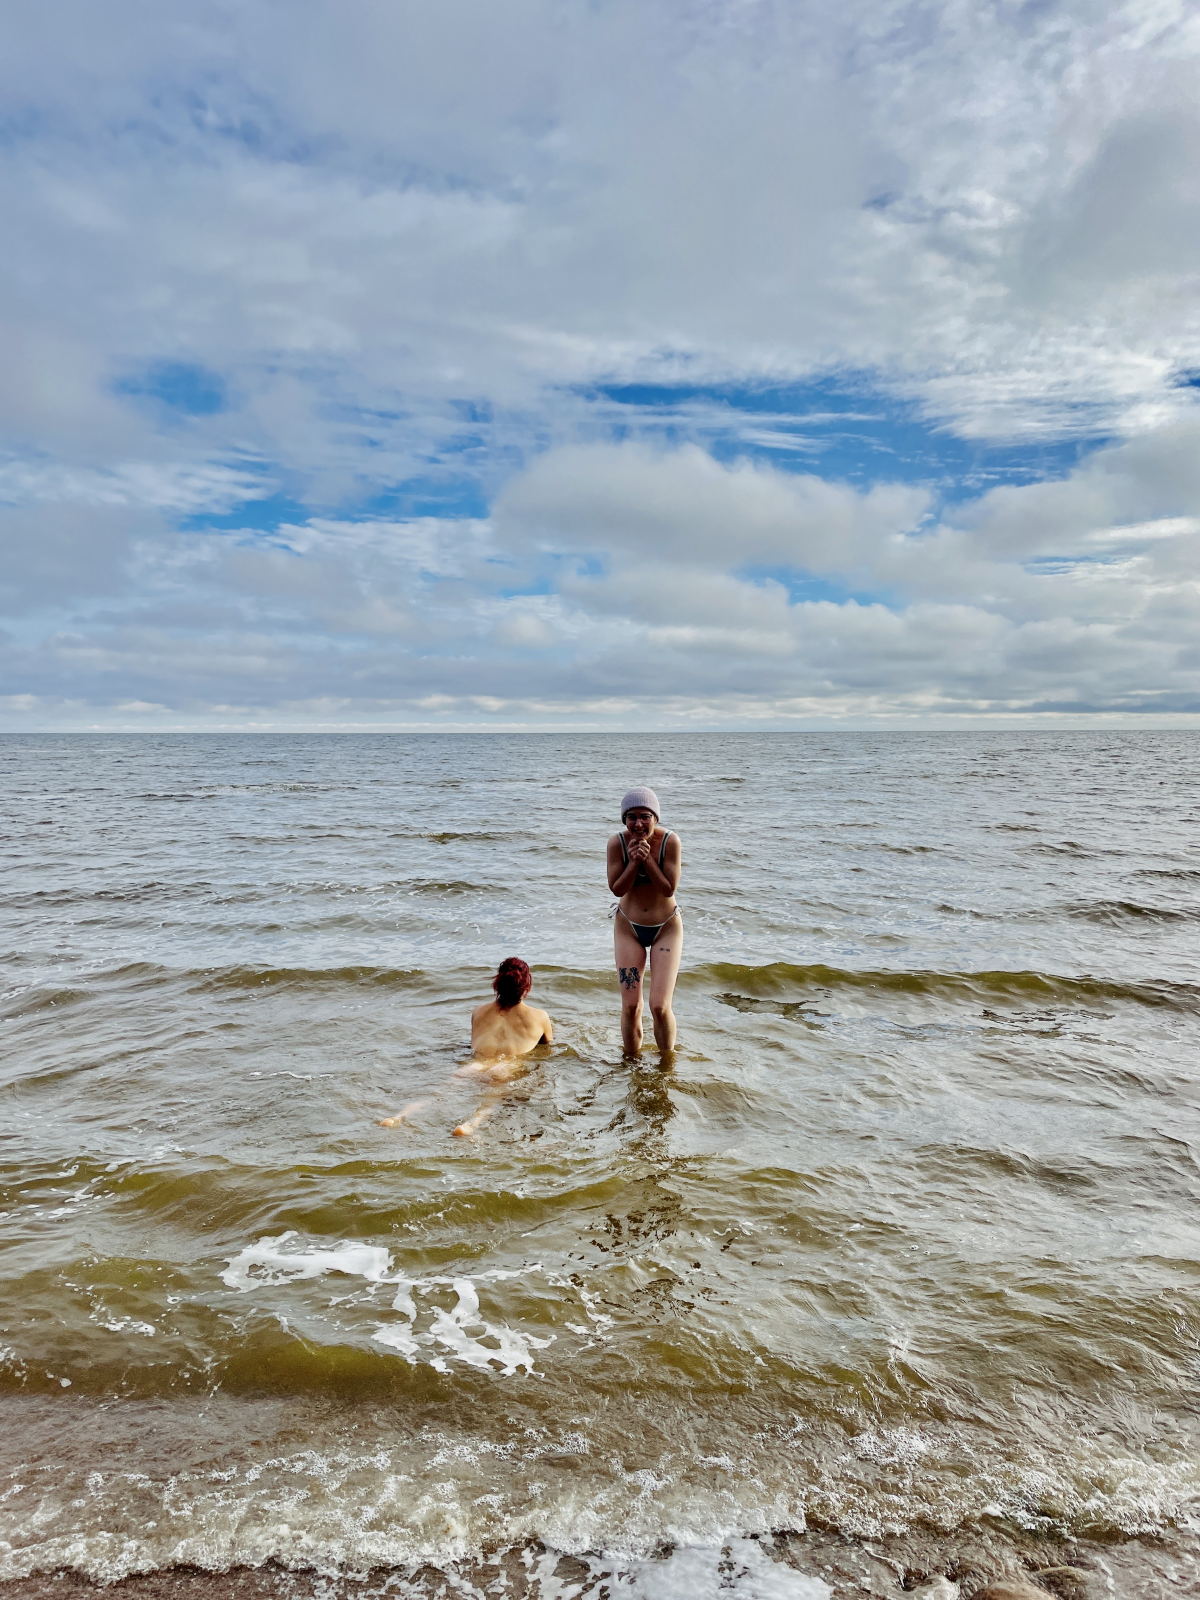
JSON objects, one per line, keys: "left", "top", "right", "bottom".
{"left": 469, "top": 998, "right": 553, "bottom": 1061}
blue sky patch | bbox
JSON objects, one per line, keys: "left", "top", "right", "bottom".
{"left": 116, "top": 360, "right": 229, "bottom": 417}
{"left": 739, "top": 564, "right": 899, "bottom": 609}
{"left": 350, "top": 477, "right": 491, "bottom": 521}
{"left": 178, "top": 491, "right": 309, "bottom": 534}
{"left": 163, "top": 372, "right": 1124, "bottom": 548}
{"left": 582, "top": 375, "right": 1113, "bottom": 506}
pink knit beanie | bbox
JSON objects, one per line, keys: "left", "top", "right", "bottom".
{"left": 621, "top": 787, "right": 660, "bottom": 820}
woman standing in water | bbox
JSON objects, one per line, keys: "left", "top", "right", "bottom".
{"left": 608, "top": 787, "right": 682, "bottom": 1054}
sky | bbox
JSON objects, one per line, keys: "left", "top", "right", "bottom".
{"left": 1, "top": 0, "right": 1198, "bottom": 731}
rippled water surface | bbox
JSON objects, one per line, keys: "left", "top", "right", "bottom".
{"left": 3, "top": 732, "right": 1199, "bottom": 1598}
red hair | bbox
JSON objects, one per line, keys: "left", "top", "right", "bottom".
{"left": 493, "top": 956, "right": 532, "bottom": 1010}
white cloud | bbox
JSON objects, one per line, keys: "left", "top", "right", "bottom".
{"left": 0, "top": 458, "right": 271, "bottom": 513}
{"left": 2, "top": 0, "right": 1198, "bottom": 452}
{"left": 1, "top": 0, "right": 1199, "bottom": 724}
{"left": 497, "top": 443, "right": 930, "bottom": 573}
{"left": 6, "top": 427, "right": 1195, "bottom": 723}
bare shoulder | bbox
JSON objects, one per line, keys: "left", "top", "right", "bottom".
{"left": 471, "top": 999, "right": 494, "bottom": 1024}
{"left": 533, "top": 1006, "right": 553, "bottom": 1040}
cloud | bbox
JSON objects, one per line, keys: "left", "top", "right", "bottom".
{"left": 496, "top": 443, "right": 930, "bottom": 573}
{"left": 1, "top": 0, "right": 1199, "bottom": 725}
{"left": 0, "top": 502, "right": 159, "bottom": 612}
{"left": 5, "top": 425, "right": 1197, "bottom": 723}
{"left": 0, "top": 458, "right": 272, "bottom": 514}
{"left": 3, "top": 0, "right": 1197, "bottom": 456}
{"left": 1019, "top": 112, "right": 1200, "bottom": 300}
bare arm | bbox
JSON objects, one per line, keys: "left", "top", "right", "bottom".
{"left": 608, "top": 830, "right": 680, "bottom": 896}
{"left": 638, "top": 833, "right": 680, "bottom": 896}
{"left": 469, "top": 999, "right": 492, "bottom": 1050}
{"left": 608, "top": 833, "right": 641, "bottom": 895}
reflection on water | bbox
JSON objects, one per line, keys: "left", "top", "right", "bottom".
{"left": 626, "top": 1055, "right": 677, "bottom": 1143}
{"left": 2, "top": 731, "right": 1200, "bottom": 1595}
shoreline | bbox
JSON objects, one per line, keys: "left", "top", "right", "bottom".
{"left": 3, "top": 1528, "right": 1198, "bottom": 1600}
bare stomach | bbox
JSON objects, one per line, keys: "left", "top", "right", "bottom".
{"left": 618, "top": 893, "right": 677, "bottom": 925}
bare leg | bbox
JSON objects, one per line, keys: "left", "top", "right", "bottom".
{"left": 648, "top": 913, "right": 683, "bottom": 1053}
{"left": 451, "top": 1063, "right": 525, "bottom": 1136}
{"left": 453, "top": 1103, "right": 496, "bottom": 1137}
{"left": 379, "top": 1099, "right": 430, "bottom": 1127}
{"left": 614, "top": 917, "right": 649, "bottom": 1054}
{"left": 455, "top": 1057, "right": 522, "bottom": 1084}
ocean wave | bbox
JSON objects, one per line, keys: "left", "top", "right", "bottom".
{"left": 0, "top": 1532, "right": 834, "bottom": 1597}
{"left": 194, "top": 964, "right": 436, "bottom": 992}
{"left": 2, "top": 1408, "right": 1198, "bottom": 1585}
{"left": 1030, "top": 840, "right": 1126, "bottom": 858}
{"left": 2, "top": 878, "right": 504, "bottom": 911}
{"left": 6, "top": 957, "right": 1196, "bottom": 1014}
{"left": 2, "top": 880, "right": 193, "bottom": 909}
{"left": 425, "top": 831, "right": 511, "bottom": 844}
{"left": 1059, "top": 899, "right": 1198, "bottom": 925}
{"left": 682, "top": 960, "right": 1200, "bottom": 1013}
{"left": 1, "top": 961, "right": 188, "bottom": 1018}
{"left": 0, "top": 983, "right": 94, "bottom": 1017}
{"left": 402, "top": 880, "right": 505, "bottom": 896}
{"left": 133, "top": 782, "right": 340, "bottom": 800}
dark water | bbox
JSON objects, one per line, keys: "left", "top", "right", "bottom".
{"left": 2, "top": 733, "right": 1199, "bottom": 1597}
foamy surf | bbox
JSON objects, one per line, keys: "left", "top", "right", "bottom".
{"left": 222, "top": 1234, "right": 394, "bottom": 1289}
{"left": 508, "top": 1540, "right": 831, "bottom": 1599}
{"left": 222, "top": 1234, "right": 558, "bottom": 1375}
{"left": 0, "top": 1525, "right": 831, "bottom": 1597}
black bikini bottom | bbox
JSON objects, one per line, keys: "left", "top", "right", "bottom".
{"left": 618, "top": 907, "right": 680, "bottom": 949}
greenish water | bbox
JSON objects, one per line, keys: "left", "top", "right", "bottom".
{"left": 2, "top": 732, "right": 1199, "bottom": 1596}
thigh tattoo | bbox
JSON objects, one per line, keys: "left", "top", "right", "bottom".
{"left": 618, "top": 966, "right": 641, "bottom": 991}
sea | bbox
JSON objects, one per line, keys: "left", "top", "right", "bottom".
{"left": 2, "top": 731, "right": 1199, "bottom": 1600}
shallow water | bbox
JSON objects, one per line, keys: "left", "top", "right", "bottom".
{"left": 2, "top": 732, "right": 1199, "bottom": 1596}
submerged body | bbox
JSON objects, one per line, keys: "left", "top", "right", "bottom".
{"left": 449, "top": 995, "right": 553, "bottom": 1133}
{"left": 608, "top": 788, "right": 682, "bottom": 1054}
{"left": 379, "top": 958, "right": 552, "bottom": 1135}
{"left": 463, "top": 995, "right": 553, "bottom": 1076}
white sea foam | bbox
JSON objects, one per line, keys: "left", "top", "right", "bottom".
{"left": 5, "top": 1424, "right": 1200, "bottom": 1589}
{"left": 222, "top": 1232, "right": 393, "bottom": 1290}
{"left": 98, "top": 1317, "right": 157, "bottom": 1336}
{"left": 515, "top": 1540, "right": 830, "bottom": 1600}
{"left": 379, "top": 1276, "right": 554, "bottom": 1376}
{"left": 221, "top": 1235, "right": 554, "bottom": 1376}
{"left": 0, "top": 1517, "right": 828, "bottom": 1597}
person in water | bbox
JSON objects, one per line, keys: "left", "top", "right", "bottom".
{"left": 466, "top": 955, "right": 553, "bottom": 1067}
{"left": 608, "top": 786, "right": 682, "bottom": 1054}
{"left": 378, "top": 957, "right": 552, "bottom": 1136}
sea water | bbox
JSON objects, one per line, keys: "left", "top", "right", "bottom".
{"left": 2, "top": 732, "right": 1199, "bottom": 1597}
